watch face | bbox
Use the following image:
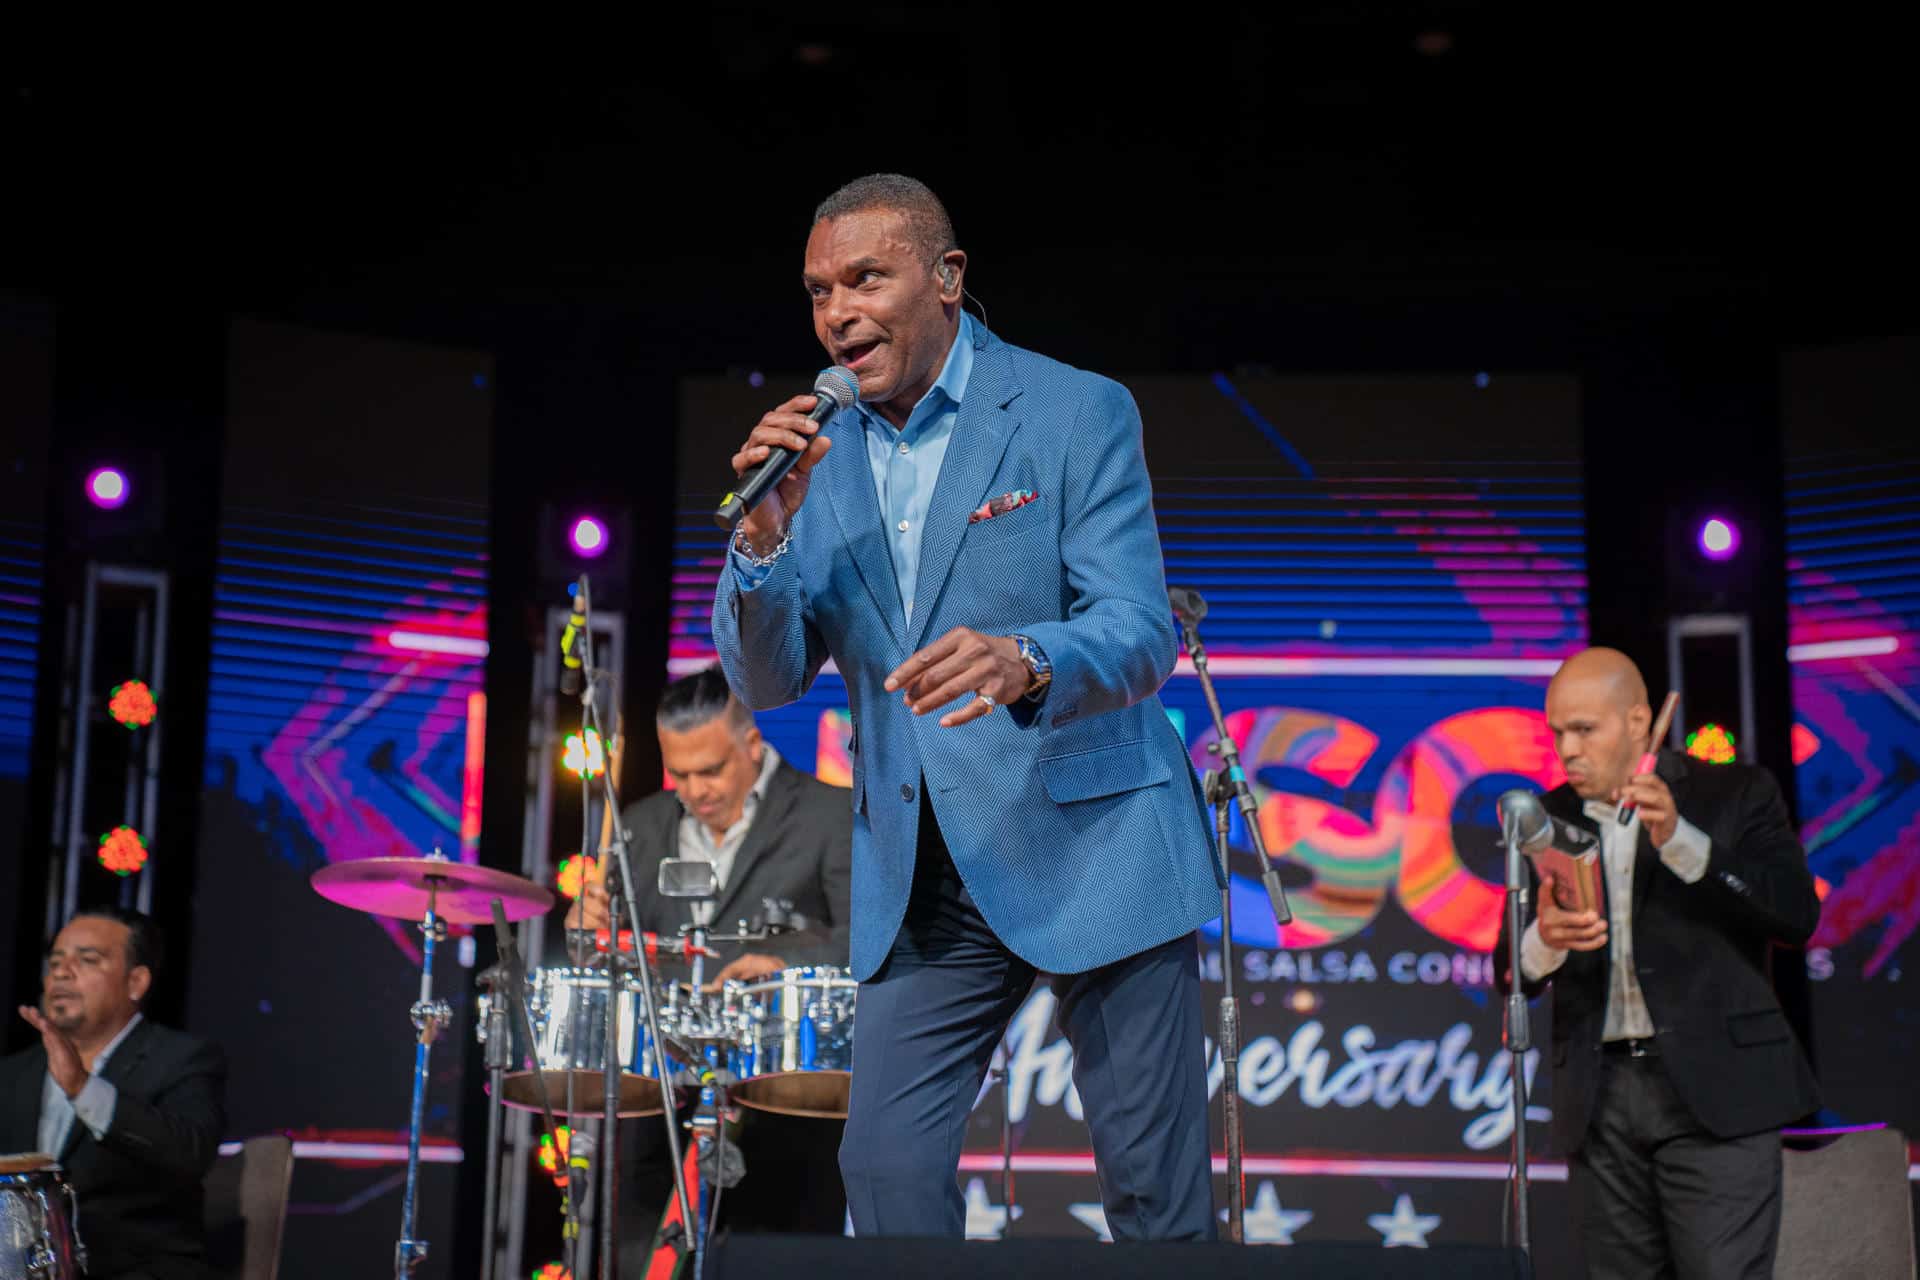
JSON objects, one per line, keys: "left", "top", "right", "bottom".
{"left": 1017, "top": 637, "right": 1051, "bottom": 698}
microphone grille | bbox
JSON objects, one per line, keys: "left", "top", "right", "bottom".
{"left": 813, "top": 365, "right": 861, "bottom": 412}
{"left": 1167, "top": 586, "right": 1209, "bottom": 624}
{"left": 1496, "top": 788, "right": 1550, "bottom": 852}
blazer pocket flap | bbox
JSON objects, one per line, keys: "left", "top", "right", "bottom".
{"left": 1727, "top": 1008, "right": 1789, "bottom": 1047}
{"left": 1040, "top": 738, "right": 1170, "bottom": 804}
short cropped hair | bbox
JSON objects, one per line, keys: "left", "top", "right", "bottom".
{"left": 813, "top": 173, "right": 957, "bottom": 264}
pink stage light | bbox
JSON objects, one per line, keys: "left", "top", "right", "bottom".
{"left": 1698, "top": 516, "right": 1739, "bottom": 561}
{"left": 569, "top": 515, "right": 608, "bottom": 558}
{"left": 86, "top": 467, "right": 130, "bottom": 510}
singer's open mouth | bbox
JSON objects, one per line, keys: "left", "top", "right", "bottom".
{"left": 839, "top": 341, "right": 880, "bottom": 369}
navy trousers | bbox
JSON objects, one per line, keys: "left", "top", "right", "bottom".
{"left": 838, "top": 800, "right": 1216, "bottom": 1240}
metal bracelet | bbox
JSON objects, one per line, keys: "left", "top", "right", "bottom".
{"left": 732, "top": 524, "right": 793, "bottom": 568}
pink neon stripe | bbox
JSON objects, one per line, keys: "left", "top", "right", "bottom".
{"left": 215, "top": 1141, "right": 464, "bottom": 1163}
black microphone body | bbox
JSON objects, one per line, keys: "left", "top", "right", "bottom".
{"left": 714, "top": 366, "right": 860, "bottom": 531}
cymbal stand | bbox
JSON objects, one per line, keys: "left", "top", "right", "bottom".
{"left": 393, "top": 861, "right": 452, "bottom": 1277}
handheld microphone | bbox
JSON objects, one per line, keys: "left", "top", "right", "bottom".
{"left": 713, "top": 366, "right": 861, "bottom": 531}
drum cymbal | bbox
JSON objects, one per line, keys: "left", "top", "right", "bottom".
{"left": 0, "top": 1152, "right": 55, "bottom": 1175}
{"left": 496, "top": 1069, "right": 673, "bottom": 1119}
{"left": 731, "top": 1071, "right": 851, "bottom": 1121}
{"left": 311, "top": 857, "right": 553, "bottom": 925}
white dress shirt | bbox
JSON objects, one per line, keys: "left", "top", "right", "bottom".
{"left": 37, "top": 1011, "right": 143, "bottom": 1155}
{"left": 1519, "top": 802, "right": 1713, "bottom": 1040}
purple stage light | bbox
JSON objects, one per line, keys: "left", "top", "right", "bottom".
{"left": 1698, "top": 516, "right": 1739, "bottom": 561}
{"left": 569, "top": 515, "right": 609, "bottom": 558}
{"left": 86, "top": 467, "right": 130, "bottom": 510}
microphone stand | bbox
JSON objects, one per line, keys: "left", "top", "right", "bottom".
{"left": 1498, "top": 809, "right": 1533, "bottom": 1257}
{"left": 993, "top": 1044, "right": 1016, "bottom": 1236}
{"left": 1174, "top": 599, "right": 1290, "bottom": 1247}
{"left": 1202, "top": 769, "right": 1244, "bottom": 1242}
{"left": 486, "top": 899, "right": 578, "bottom": 1271}
{"left": 476, "top": 964, "right": 511, "bottom": 1280}
{"left": 599, "top": 858, "right": 625, "bottom": 1278}
{"left": 565, "top": 811, "right": 592, "bottom": 1280}
{"left": 570, "top": 577, "right": 699, "bottom": 1276}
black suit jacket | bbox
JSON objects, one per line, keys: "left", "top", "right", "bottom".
{"left": 554, "top": 758, "right": 854, "bottom": 971}
{"left": 1496, "top": 752, "right": 1821, "bottom": 1154}
{"left": 0, "top": 1018, "right": 227, "bottom": 1279}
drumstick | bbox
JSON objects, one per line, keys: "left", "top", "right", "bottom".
{"left": 1617, "top": 691, "right": 1680, "bottom": 825}
{"left": 564, "top": 718, "right": 622, "bottom": 933}
{"left": 599, "top": 713, "right": 626, "bottom": 856}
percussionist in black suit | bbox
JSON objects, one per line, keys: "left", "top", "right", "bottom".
{"left": 4, "top": 907, "right": 226, "bottom": 1280}
{"left": 567, "top": 666, "right": 853, "bottom": 1249}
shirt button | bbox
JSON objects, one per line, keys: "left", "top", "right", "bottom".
{"left": 900, "top": 782, "right": 915, "bottom": 803}
{"left": 897, "top": 520, "right": 910, "bottom": 533}
{"left": 898, "top": 441, "right": 911, "bottom": 455}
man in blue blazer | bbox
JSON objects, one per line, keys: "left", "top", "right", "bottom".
{"left": 711, "top": 174, "right": 1223, "bottom": 1240}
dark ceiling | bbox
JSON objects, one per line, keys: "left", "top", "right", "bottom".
{"left": 3, "top": 8, "right": 1908, "bottom": 369}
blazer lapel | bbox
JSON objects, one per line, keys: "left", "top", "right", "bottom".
{"left": 652, "top": 799, "right": 698, "bottom": 934}
{"left": 823, "top": 414, "right": 909, "bottom": 652}
{"left": 906, "top": 331, "right": 1024, "bottom": 651}
{"left": 721, "top": 759, "right": 810, "bottom": 932}
{"left": 57, "top": 1020, "right": 151, "bottom": 1161}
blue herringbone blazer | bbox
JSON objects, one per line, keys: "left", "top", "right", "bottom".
{"left": 712, "top": 323, "right": 1222, "bottom": 979}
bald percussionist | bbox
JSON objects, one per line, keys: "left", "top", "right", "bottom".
{"left": 1495, "top": 647, "right": 1821, "bottom": 1280}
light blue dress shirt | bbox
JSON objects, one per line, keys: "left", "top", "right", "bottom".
{"left": 733, "top": 313, "right": 975, "bottom": 622}
{"left": 37, "top": 1011, "right": 141, "bottom": 1155}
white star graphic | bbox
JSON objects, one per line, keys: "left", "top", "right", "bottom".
{"left": 1368, "top": 1194, "right": 1441, "bottom": 1248}
{"left": 962, "top": 1177, "right": 1021, "bottom": 1240}
{"left": 1067, "top": 1201, "right": 1113, "bottom": 1241}
{"left": 1226, "top": 1182, "right": 1313, "bottom": 1245}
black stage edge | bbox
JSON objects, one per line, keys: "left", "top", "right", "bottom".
{"left": 708, "top": 1235, "right": 1533, "bottom": 1279}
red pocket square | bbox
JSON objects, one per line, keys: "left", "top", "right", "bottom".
{"left": 969, "top": 489, "right": 1037, "bottom": 524}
